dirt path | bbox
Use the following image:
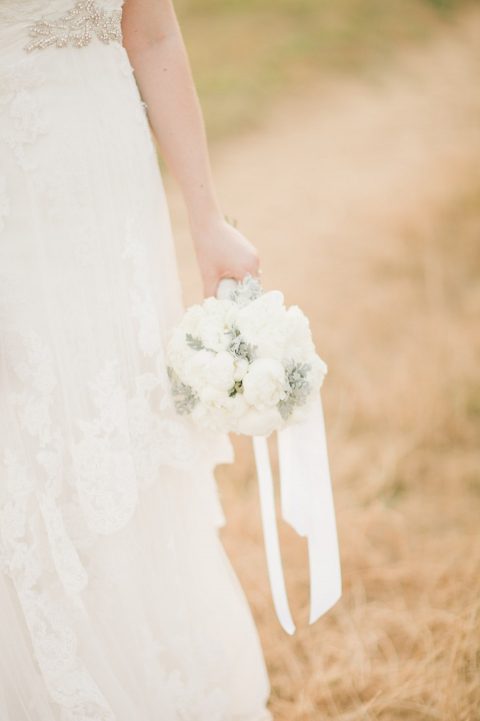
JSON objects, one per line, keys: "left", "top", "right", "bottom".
{"left": 165, "top": 8, "right": 480, "bottom": 720}
{"left": 168, "top": 6, "right": 479, "bottom": 308}
{"left": 166, "top": 1, "right": 480, "bottom": 498}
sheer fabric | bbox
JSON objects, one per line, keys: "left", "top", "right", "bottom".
{"left": 0, "top": 2, "right": 272, "bottom": 719}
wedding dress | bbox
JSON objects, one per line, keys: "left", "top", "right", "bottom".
{"left": 0, "top": 2, "right": 273, "bottom": 719}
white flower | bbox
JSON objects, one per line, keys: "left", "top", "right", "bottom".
{"left": 183, "top": 348, "right": 213, "bottom": 389}
{"left": 202, "top": 297, "right": 237, "bottom": 328}
{"left": 183, "top": 348, "right": 235, "bottom": 393}
{"left": 197, "top": 385, "right": 228, "bottom": 406}
{"left": 234, "top": 406, "right": 281, "bottom": 436}
{"left": 309, "top": 353, "right": 328, "bottom": 389}
{"left": 166, "top": 327, "right": 196, "bottom": 376}
{"left": 236, "top": 291, "right": 288, "bottom": 358}
{"left": 283, "top": 305, "right": 316, "bottom": 359}
{"left": 233, "top": 357, "right": 249, "bottom": 381}
{"left": 242, "top": 358, "right": 287, "bottom": 410}
{"left": 181, "top": 303, "right": 205, "bottom": 335}
{"left": 196, "top": 318, "right": 229, "bottom": 352}
{"left": 194, "top": 299, "right": 237, "bottom": 352}
{"left": 191, "top": 401, "right": 222, "bottom": 431}
{"left": 209, "top": 351, "right": 236, "bottom": 391}
{"left": 192, "top": 388, "right": 249, "bottom": 432}
{"left": 166, "top": 282, "right": 329, "bottom": 437}
{"left": 227, "top": 393, "right": 249, "bottom": 418}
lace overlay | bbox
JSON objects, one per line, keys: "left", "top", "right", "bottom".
{"left": 0, "top": 1, "right": 271, "bottom": 719}
{"left": 0, "top": 63, "right": 49, "bottom": 171}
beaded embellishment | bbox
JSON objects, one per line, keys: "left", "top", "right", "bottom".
{"left": 24, "top": 0, "right": 122, "bottom": 52}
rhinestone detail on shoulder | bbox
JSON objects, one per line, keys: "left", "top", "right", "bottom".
{"left": 24, "top": 0, "right": 122, "bottom": 52}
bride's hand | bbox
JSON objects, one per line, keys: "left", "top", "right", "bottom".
{"left": 191, "top": 216, "right": 261, "bottom": 298}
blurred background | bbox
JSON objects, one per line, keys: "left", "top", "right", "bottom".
{"left": 162, "top": 1, "right": 480, "bottom": 719}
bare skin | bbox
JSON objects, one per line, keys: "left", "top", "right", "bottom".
{"left": 121, "top": 0, "right": 261, "bottom": 298}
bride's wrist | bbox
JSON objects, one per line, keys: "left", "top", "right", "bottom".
{"left": 188, "top": 207, "right": 225, "bottom": 239}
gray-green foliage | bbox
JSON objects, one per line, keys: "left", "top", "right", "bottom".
{"left": 277, "top": 360, "right": 312, "bottom": 420}
{"left": 225, "top": 325, "right": 257, "bottom": 362}
{"left": 185, "top": 333, "right": 205, "bottom": 351}
{"left": 228, "top": 273, "right": 264, "bottom": 306}
{"left": 167, "top": 366, "right": 199, "bottom": 414}
{"left": 228, "top": 380, "right": 243, "bottom": 397}
{"left": 169, "top": 274, "right": 316, "bottom": 419}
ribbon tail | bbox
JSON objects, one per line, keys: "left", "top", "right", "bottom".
{"left": 252, "top": 435, "right": 296, "bottom": 635}
{"left": 277, "top": 392, "right": 342, "bottom": 625}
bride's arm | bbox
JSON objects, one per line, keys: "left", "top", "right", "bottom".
{"left": 121, "top": 0, "right": 260, "bottom": 297}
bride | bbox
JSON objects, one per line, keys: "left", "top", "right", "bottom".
{"left": 0, "top": 0, "right": 273, "bottom": 719}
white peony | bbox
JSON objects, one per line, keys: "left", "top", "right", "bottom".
{"left": 192, "top": 388, "right": 249, "bottom": 432}
{"left": 182, "top": 348, "right": 214, "bottom": 389}
{"left": 191, "top": 401, "right": 222, "bottom": 432}
{"left": 236, "top": 291, "right": 288, "bottom": 359}
{"left": 234, "top": 406, "right": 281, "bottom": 436}
{"left": 197, "top": 385, "right": 228, "bottom": 406}
{"left": 166, "top": 327, "right": 197, "bottom": 376}
{"left": 181, "top": 303, "right": 206, "bottom": 336}
{"left": 233, "top": 357, "right": 249, "bottom": 381}
{"left": 242, "top": 358, "right": 287, "bottom": 410}
{"left": 166, "top": 278, "right": 329, "bottom": 436}
{"left": 195, "top": 317, "right": 228, "bottom": 353}
{"left": 283, "top": 304, "right": 316, "bottom": 360}
{"left": 201, "top": 297, "right": 236, "bottom": 328}
{"left": 309, "top": 353, "right": 328, "bottom": 389}
{"left": 227, "top": 393, "right": 249, "bottom": 418}
{"left": 194, "top": 299, "right": 237, "bottom": 352}
{"left": 184, "top": 349, "right": 235, "bottom": 393}
{"left": 208, "top": 351, "right": 236, "bottom": 391}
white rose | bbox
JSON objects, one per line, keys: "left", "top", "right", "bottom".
{"left": 242, "top": 358, "right": 287, "bottom": 410}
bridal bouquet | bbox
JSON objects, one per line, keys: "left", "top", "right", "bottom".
{"left": 166, "top": 274, "right": 328, "bottom": 437}
{"left": 166, "top": 273, "right": 341, "bottom": 635}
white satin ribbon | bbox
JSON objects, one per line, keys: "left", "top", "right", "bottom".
{"left": 252, "top": 391, "right": 342, "bottom": 634}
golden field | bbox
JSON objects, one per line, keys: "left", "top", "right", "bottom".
{"left": 164, "top": 2, "right": 480, "bottom": 718}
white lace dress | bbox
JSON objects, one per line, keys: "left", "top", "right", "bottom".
{"left": 0, "top": 2, "right": 272, "bottom": 719}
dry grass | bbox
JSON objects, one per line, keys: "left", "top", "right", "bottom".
{"left": 175, "top": 0, "right": 474, "bottom": 140}
{"left": 166, "top": 5, "right": 480, "bottom": 720}
{"left": 216, "top": 185, "right": 480, "bottom": 720}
